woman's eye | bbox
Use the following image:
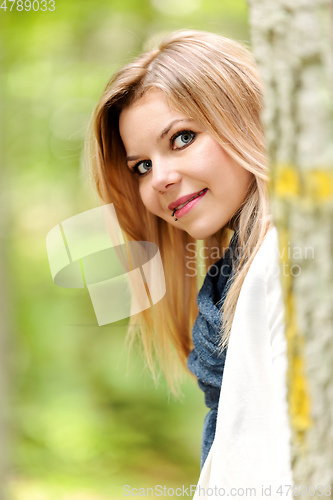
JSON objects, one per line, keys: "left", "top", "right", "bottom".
{"left": 134, "top": 160, "right": 152, "bottom": 176}
{"left": 172, "top": 131, "right": 196, "bottom": 150}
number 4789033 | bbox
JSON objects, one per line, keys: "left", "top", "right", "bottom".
{"left": 0, "top": 0, "right": 55, "bottom": 11}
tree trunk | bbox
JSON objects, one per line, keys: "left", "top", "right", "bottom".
{"left": 248, "top": 1, "right": 333, "bottom": 497}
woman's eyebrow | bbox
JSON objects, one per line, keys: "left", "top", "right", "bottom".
{"left": 158, "top": 118, "right": 195, "bottom": 141}
{"left": 125, "top": 118, "right": 195, "bottom": 164}
{"left": 126, "top": 154, "right": 141, "bottom": 164}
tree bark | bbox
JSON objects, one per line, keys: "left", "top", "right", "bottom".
{"left": 248, "top": 1, "right": 333, "bottom": 497}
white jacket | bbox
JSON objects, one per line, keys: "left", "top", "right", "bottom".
{"left": 193, "top": 226, "right": 293, "bottom": 499}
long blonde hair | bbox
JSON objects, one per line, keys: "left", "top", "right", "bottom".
{"left": 86, "top": 29, "right": 273, "bottom": 392}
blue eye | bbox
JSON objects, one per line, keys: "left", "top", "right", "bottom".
{"left": 172, "top": 131, "right": 196, "bottom": 150}
{"left": 133, "top": 160, "right": 152, "bottom": 176}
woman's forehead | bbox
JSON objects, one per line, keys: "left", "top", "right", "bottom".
{"left": 121, "top": 89, "right": 177, "bottom": 115}
{"left": 119, "top": 90, "right": 191, "bottom": 137}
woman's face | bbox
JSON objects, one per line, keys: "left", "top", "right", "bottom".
{"left": 119, "top": 90, "right": 254, "bottom": 240}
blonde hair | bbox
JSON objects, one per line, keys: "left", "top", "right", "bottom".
{"left": 86, "top": 29, "right": 273, "bottom": 393}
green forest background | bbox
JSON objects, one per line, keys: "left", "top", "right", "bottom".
{"left": 1, "top": 1, "right": 249, "bottom": 498}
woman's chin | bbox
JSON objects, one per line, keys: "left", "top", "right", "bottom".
{"left": 183, "top": 222, "right": 226, "bottom": 240}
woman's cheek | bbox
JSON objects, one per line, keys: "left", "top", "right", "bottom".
{"left": 139, "top": 184, "right": 159, "bottom": 216}
{"left": 138, "top": 183, "right": 148, "bottom": 208}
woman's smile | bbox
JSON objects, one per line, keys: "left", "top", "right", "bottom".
{"left": 170, "top": 188, "right": 208, "bottom": 219}
{"left": 119, "top": 90, "right": 254, "bottom": 239}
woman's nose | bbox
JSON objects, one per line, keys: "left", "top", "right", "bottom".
{"left": 150, "top": 157, "right": 182, "bottom": 192}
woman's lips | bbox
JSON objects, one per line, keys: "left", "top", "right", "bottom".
{"left": 168, "top": 188, "right": 207, "bottom": 211}
{"left": 172, "top": 188, "right": 208, "bottom": 218}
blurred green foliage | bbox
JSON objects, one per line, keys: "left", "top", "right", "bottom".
{"left": 1, "top": 1, "right": 249, "bottom": 498}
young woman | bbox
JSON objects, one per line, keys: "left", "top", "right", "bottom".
{"left": 86, "top": 30, "right": 293, "bottom": 497}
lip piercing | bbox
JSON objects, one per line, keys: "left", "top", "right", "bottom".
{"left": 171, "top": 209, "right": 178, "bottom": 221}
